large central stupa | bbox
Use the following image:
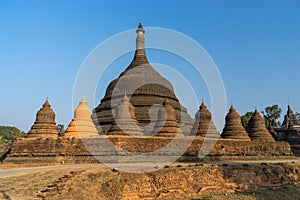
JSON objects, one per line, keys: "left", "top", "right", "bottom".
{"left": 92, "top": 22, "right": 193, "bottom": 135}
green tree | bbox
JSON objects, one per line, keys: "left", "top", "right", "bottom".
{"left": 0, "top": 126, "right": 25, "bottom": 145}
{"left": 57, "top": 124, "right": 65, "bottom": 136}
{"left": 241, "top": 111, "right": 254, "bottom": 129}
{"left": 261, "top": 105, "right": 282, "bottom": 128}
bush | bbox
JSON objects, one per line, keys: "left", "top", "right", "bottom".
{"left": 0, "top": 126, "right": 25, "bottom": 145}
{"left": 201, "top": 195, "right": 212, "bottom": 200}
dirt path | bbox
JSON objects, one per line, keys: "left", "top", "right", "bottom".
{"left": 0, "top": 164, "right": 102, "bottom": 178}
{"left": 0, "top": 159, "right": 299, "bottom": 178}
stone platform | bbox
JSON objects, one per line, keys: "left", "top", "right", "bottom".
{"left": 2, "top": 136, "right": 293, "bottom": 164}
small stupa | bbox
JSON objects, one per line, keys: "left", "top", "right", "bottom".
{"left": 191, "top": 101, "right": 219, "bottom": 138}
{"left": 27, "top": 99, "right": 59, "bottom": 139}
{"left": 106, "top": 94, "right": 143, "bottom": 136}
{"left": 282, "top": 105, "right": 300, "bottom": 129}
{"left": 247, "top": 109, "right": 275, "bottom": 142}
{"left": 64, "top": 98, "right": 99, "bottom": 138}
{"left": 152, "top": 99, "right": 182, "bottom": 137}
{"left": 221, "top": 105, "right": 251, "bottom": 140}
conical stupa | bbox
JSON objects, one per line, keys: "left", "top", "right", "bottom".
{"left": 282, "top": 105, "right": 300, "bottom": 129}
{"left": 106, "top": 95, "right": 143, "bottom": 136}
{"left": 221, "top": 105, "right": 251, "bottom": 140}
{"left": 27, "top": 99, "right": 59, "bottom": 139}
{"left": 64, "top": 98, "right": 99, "bottom": 138}
{"left": 191, "top": 101, "right": 219, "bottom": 138}
{"left": 92, "top": 22, "right": 193, "bottom": 135}
{"left": 247, "top": 109, "right": 275, "bottom": 142}
{"left": 152, "top": 99, "right": 182, "bottom": 137}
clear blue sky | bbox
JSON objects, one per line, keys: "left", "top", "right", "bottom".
{"left": 0, "top": 0, "right": 299, "bottom": 131}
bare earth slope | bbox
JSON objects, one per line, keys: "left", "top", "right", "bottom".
{"left": 0, "top": 162, "right": 299, "bottom": 200}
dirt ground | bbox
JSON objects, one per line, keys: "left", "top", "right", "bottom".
{"left": 0, "top": 164, "right": 299, "bottom": 200}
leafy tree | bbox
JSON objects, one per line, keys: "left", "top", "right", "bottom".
{"left": 57, "top": 124, "right": 65, "bottom": 136}
{"left": 261, "top": 105, "right": 282, "bottom": 128}
{"left": 0, "top": 126, "right": 25, "bottom": 145}
{"left": 241, "top": 111, "right": 254, "bottom": 129}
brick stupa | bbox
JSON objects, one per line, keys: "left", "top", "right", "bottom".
{"left": 282, "top": 105, "right": 300, "bottom": 129}
{"left": 93, "top": 22, "right": 193, "bottom": 135}
{"left": 64, "top": 98, "right": 99, "bottom": 139}
{"left": 27, "top": 99, "right": 59, "bottom": 139}
{"left": 152, "top": 99, "right": 183, "bottom": 137}
{"left": 190, "top": 102, "right": 219, "bottom": 138}
{"left": 247, "top": 109, "right": 275, "bottom": 142}
{"left": 221, "top": 105, "right": 251, "bottom": 141}
{"left": 106, "top": 95, "right": 143, "bottom": 136}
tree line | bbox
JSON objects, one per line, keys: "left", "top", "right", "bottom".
{"left": 0, "top": 124, "right": 65, "bottom": 146}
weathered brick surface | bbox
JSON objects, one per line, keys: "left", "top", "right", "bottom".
{"left": 3, "top": 136, "right": 293, "bottom": 164}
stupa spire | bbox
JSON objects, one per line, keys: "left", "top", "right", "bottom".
{"left": 130, "top": 21, "right": 149, "bottom": 66}
{"left": 287, "top": 104, "right": 292, "bottom": 114}
{"left": 81, "top": 97, "right": 87, "bottom": 102}
{"left": 136, "top": 21, "right": 145, "bottom": 50}
{"left": 43, "top": 98, "right": 50, "bottom": 108}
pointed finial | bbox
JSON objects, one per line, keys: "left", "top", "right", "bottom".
{"left": 138, "top": 21, "right": 143, "bottom": 28}
{"left": 136, "top": 21, "right": 145, "bottom": 33}
{"left": 136, "top": 21, "right": 145, "bottom": 50}
{"left": 79, "top": 97, "right": 87, "bottom": 106}
{"left": 200, "top": 98, "right": 204, "bottom": 106}
{"left": 229, "top": 104, "right": 234, "bottom": 111}
{"left": 200, "top": 100, "right": 207, "bottom": 110}
{"left": 81, "top": 97, "right": 87, "bottom": 102}
{"left": 43, "top": 98, "right": 50, "bottom": 107}
{"left": 287, "top": 104, "right": 292, "bottom": 113}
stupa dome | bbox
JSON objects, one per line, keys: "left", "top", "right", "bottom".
{"left": 221, "top": 105, "right": 251, "bottom": 140}
{"left": 65, "top": 98, "right": 99, "bottom": 138}
{"left": 93, "top": 22, "right": 193, "bottom": 135}
{"left": 152, "top": 99, "right": 183, "bottom": 137}
{"left": 191, "top": 101, "right": 219, "bottom": 138}
{"left": 247, "top": 109, "right": 275, "bottom": 142}
{"left": 27, "top": 99, "right": 59, "bottom": 139}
